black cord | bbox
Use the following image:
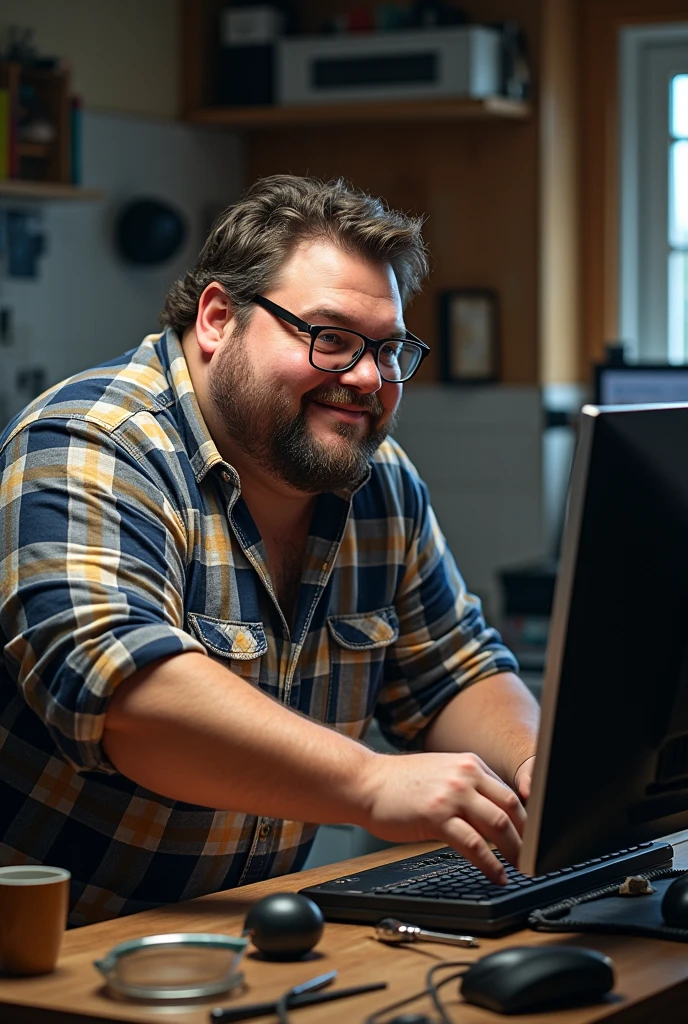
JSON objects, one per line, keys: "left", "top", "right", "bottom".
{"left": 426, "top": 964, "right": 469, "bottom": 1024}
{"left": 274, "top": 990, "right": 291, "bottom": 1024}
{"left": 363, "top": 960, "right": 470, "bottom": 1024}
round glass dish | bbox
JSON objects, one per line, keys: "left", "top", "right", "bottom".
{"left": 94, "top": 932, "right": 248, "bottom": 1001}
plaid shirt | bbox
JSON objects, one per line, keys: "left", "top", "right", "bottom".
{"left": 0, "top": 330, "right": 518, "bottom": 926}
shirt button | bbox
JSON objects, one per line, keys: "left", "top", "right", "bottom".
{"left": 222, "top": 471, "right": 231, "bottom": 483}
{"left": 259, "top": 823, "right": 272, "bottom": 840}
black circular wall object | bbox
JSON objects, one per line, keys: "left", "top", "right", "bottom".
{"left": 115, "top": 198, "right": 187, "bottom": 265}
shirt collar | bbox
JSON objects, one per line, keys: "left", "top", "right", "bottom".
{"left": 157, "top": 328, "right": 227, "bottom": 484}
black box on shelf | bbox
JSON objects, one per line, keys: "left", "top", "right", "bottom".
{"left": 215, "top": 5, "right": 285, "bottom": 106}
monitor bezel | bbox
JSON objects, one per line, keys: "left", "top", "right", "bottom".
{"left": 519, "top": 401, "right": 688, "bottom": 875}
{"left": 518, "top": 405, "right": 598, "bottom": 875}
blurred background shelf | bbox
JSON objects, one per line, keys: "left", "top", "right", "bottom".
{"left": 0, "top": 179, "right": 102, "bottom": 200}
{"left": 187, "top": 95, "right": 531, "bottom": 128}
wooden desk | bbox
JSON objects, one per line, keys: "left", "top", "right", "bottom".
{"left": 2, "top": 836, "right": 688, "bottom": 1024}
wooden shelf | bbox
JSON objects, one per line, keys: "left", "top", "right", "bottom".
{"left": 186, "top": 95, "right": 531, "bottom": 129}
{"left": 17, "top": 142, "right": 52, "bottom": 159}
{"left": 0, "top": 180, "right": 104, "bottom": 200}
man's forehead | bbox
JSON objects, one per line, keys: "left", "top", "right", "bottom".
{"left": 277, "top": 240, "right": 404, "bottom": 327}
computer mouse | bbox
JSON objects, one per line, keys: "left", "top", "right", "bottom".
{"left": 460, "top": 945, "right": 614, "bottom": 1014}
{"left": 661, "top": 873, "right": 688, "bottom": 928}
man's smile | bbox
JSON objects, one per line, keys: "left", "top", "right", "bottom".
{"left": 311, "top": 400, "right": 369, "bottom": 423}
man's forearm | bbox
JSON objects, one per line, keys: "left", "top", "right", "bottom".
{"left": 103, "top": 655, "right": 536, "bottom": 883}
{"left": 102, "top": 651, "right": 376, "bottom": 827}
{"left": 422, "top": 671, "right": 539, "bottom": 786}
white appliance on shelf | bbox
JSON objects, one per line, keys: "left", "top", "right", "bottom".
{"left": 277, "top": 26, "right": 502, "bottom": 106}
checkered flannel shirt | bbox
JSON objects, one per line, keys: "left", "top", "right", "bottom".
{"left": 0, "top": 329, "right": 519, "bottom": 926}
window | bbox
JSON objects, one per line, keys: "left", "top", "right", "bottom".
{"left": 620, "top": 26, "right": 688, "bottom": 361}
{"left": 669, "top": 75, "right": 688, "bottom": 361}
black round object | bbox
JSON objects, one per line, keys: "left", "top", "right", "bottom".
{"left": 242, "top": 892, "right": 325, "bottom": 961}
{"left": 661, "top": 874, "right": 688, "bottom": 927}
{"left": 115, "top": 198, "right": 187, "bottom": 265}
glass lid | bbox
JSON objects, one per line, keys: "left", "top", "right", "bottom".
{"left": 94, "top": 932, "right": 248, "bottom": 1001}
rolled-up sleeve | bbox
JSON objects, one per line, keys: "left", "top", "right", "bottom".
{"left": 0, "top": 416, "right": 205, "bottom": 773}
{"left": 376, "top": 471, "right": 519, "bottom": 748}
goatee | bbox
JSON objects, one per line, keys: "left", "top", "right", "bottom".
{"left": 209, "top": 345, "right": 397, "bottom": 493}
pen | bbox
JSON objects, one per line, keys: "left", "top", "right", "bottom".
{"left": 210, "top": 980, "right": 388, "bottom": 1022}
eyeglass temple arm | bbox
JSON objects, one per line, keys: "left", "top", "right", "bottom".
{"left": 253, "top": 295, "right": 312, "bottom": 335}
{"left": 404, "top": 329, "right": 429, "bottom": 351}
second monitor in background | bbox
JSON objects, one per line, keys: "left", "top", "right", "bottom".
{"left": 595, "top": 361, "right": 688, "bottom": 406}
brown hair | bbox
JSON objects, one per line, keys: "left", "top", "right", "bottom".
{"left": 159, "top": 174, "right": 429, "bottom": 336}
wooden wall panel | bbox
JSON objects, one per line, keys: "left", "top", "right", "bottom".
{"left": 247, "top": 117, "right": 538, "bottom": 384}
{"left": 539, "top": 0, "right": 581, "bottom": 384}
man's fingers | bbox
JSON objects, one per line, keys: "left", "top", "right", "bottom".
{"left": 475, "top": 773, "right": 527, "bottom": 837}
{"left": 440, "top": 817, "right": 508, "bottom": 885}
{"left": 459, "top": 791, "right": 522, "bottom": 866}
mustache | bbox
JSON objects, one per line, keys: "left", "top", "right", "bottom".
{"left": 304, "top": 385, "right": 385, "bottom": 419}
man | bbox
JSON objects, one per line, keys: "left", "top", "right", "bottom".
{"left": 0, "top": 176, "right": 538, "bottom": 927}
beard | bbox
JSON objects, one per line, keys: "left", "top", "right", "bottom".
{"left": 209, "top": 341, "right": 397, "bottom": 494}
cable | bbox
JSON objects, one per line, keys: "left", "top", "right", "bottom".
{"left": 274, "top": 989, "right": 292, "bottom": 1024}
{"left": 363, "top": 960, "right": 470, "bottom": 1024}
{"left": 426, "top": 963, "right": 469, "bottom": 1024}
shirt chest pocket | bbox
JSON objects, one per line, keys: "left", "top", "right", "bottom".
{"left": 326, "top": 606, "right": 399, "bottom": 733}
{"left": 187, "top": 613, "right": 267, "bottom": 686}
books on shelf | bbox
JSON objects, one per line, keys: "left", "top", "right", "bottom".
{"left": 0, "top": 87, "right": 9, "bottom": 179}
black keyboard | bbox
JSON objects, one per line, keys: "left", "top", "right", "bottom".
{"left": 300, "top": 841, "right": 673, "bottom": 936}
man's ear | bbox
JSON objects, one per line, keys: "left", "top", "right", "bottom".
{"left": 195, "top": 283, "right": 235, "bottom": 357}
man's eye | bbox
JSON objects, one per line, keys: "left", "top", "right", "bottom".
{"left": 380, "top": 343, "right": 402, "bottom": 365}
{"left": 314, "top": 332, "right": 348, "bottom": 350}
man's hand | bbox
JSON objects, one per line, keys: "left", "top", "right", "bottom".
{"left": 513, "top": 754, "right": 536, "bottom": 802}
{"left": 360, "top": 751, "right": 527, "bottom": 885}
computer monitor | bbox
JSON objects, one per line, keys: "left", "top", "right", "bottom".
{"left": 595, "top": 363, "right": 688, "bottom": 406}
{"left": 520, "top": 402, "right": 688, "bottom": 875}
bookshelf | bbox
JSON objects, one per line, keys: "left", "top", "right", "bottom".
{"left": 0, "top": 60, "right": 99, "bottom": 199}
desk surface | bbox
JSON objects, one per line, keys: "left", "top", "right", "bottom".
{"left": 3, "top": 835, "right": 688, "bottom": 1024}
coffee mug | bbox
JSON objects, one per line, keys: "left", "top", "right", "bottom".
{"left": 0, "top": 865, "right": 71, "bottom": 975}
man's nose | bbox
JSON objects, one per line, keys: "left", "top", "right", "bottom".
{"left": 336, "top": 348, "right": 382, "bottom": 392}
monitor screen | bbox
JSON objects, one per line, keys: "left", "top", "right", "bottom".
{"left": 520, "top": 403, "right": 688, "bottom": 875}
{"left": 595, "top": 365, "right": 688, "bottom": 406}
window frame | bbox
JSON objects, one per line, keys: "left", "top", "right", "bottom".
{"left": 619, "top": 23, "right": 688, "bottom": 362}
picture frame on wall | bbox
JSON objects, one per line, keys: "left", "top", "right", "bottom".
{"left": 439, "top": 289, "right": 500, "bottom": 383}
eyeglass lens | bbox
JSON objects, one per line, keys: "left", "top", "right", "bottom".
{"left": 311, "top": 329, "right": 421, "bottom": 382}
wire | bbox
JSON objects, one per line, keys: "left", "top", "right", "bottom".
{"left": 426, "top": 964, "right": 469, "bottom": 1024}
{"left": 274, "top": 989, "right": 292, "bottom": 1024}
{"left": 363, "top": 960, "right": 470, "bottom": 1024}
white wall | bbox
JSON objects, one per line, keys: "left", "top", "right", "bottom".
{"left": 0, "top": 110, "right": 244, "bottom": 425}
{"left": 392, "top": 385, "right": 547, "bottom": 623}
{"left": 1, "top": 0, "right": 181, "bottom": 118}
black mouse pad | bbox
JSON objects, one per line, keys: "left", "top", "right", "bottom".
{"left": 529, "top": 868, "right": 688, "bottom": 942}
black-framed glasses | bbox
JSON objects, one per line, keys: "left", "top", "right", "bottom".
{"left": 252, "top": 294, "right": 429, "bottom": 383}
